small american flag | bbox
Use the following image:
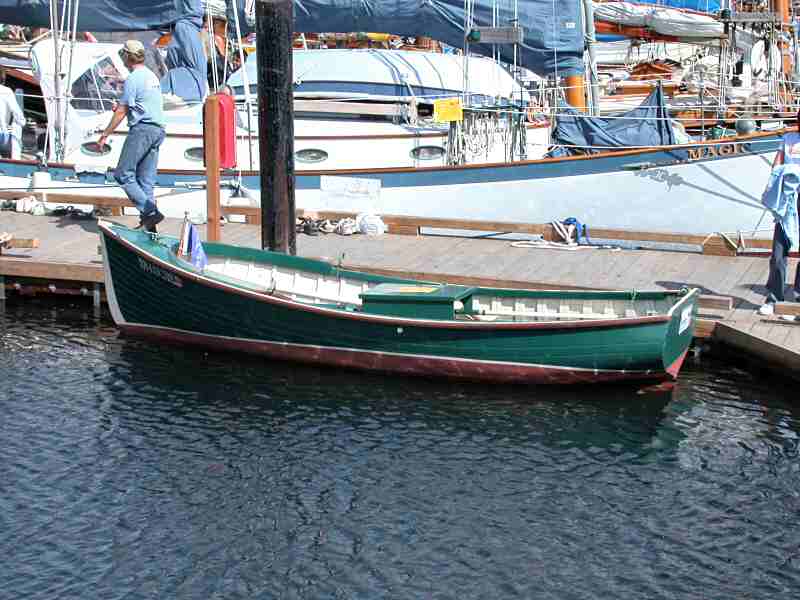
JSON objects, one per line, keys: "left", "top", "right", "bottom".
{"left": 179, "top": 221, "right": 208, "bottom": 270}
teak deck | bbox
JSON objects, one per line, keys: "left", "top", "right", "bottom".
{"left": 2, "top": 211, "right": 800, "bottom": 378}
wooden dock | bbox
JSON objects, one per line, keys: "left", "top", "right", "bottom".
{"left": 3, "top": 211, "right": 800, "bottom": 377}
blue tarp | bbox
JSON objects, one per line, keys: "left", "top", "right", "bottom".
{"left": 159, "top": 0, "right": 207, "bottom": 102}
{"left": 551, "top": 85, "right": 676, "bottom": 156}
{"left": 0, "top": 0, "right": 585, "bottom": 78}
{"left": 636, "top": 0, "right": 721, "bottom": 12}
{"left": 0, "top": 0, "right": 184, "bottom": 31}
{"left": 290, "top": 1, "right": 585, "bottom": 77}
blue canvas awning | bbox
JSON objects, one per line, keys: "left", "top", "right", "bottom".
{"left": 0, "top": 0, "right": 585, "bottom": 78}
{"left": 636, "top": 0, "right": 721, "bottom": 12}
{"left": 551, "top": 85, "right": 677, "bottom": 156}
{"left": 0, "top": 0, "right": 187, "bottom": 32}
{"left": 290, "top": 1, "right": 585, "bottom": 77}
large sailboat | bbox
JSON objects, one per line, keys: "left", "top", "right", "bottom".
{"left": 0, "top": 0, "right": 793, "bottom": 242}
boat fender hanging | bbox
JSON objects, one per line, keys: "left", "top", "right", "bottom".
{"left": 203, "top": 93, "right": 237, "bottom": 169}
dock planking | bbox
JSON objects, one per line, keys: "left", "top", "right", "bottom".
{"left": 3, "top": 211, "right": 800, "bottom": 378}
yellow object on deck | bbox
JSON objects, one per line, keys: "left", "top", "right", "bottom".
{"left": 433, "top": 97, "right": 463, "bottom": 122}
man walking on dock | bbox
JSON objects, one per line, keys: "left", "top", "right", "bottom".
{"left": 98, "top": 40, "right": 166, "bottom": 233}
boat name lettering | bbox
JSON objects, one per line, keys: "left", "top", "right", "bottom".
{"left": 138, "top": 257, "right": 183, "bottom": 288}
{"left": 687, "top": 142, "right": 751, "bottom": 161}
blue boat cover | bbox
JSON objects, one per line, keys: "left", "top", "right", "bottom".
{"left": 159, "top": 0, "right": 207, "bottom": 102}
{"left": 551, "top": 85, "right": 676, "bottom": 156}
{"left": 0, "top": 0, "right": 185, "bottom": 32}
{"left": 0, "top": 0, "right": 585, "bottom": 77}
{"left": 636, "top": 0, "right": 721, "bottom": 12}
{"left": 291, "top": 1, "right": 584, "bottom": 76}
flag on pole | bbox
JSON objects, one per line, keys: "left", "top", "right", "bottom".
{"left": 188, "top": 223, "right": 208, "bottom": 270}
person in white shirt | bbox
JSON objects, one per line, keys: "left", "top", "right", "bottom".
{"left": 758, "top": 111, "right": 800, "bottom": 316}
{"left": 0, "top": 68, "right": 24, "bottom": 159}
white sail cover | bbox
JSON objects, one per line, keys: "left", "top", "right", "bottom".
{"left": 594, "top": 1, "right": 724, "bottom": 39}
{"left": 645, "top": 8, "right": 724, "bottom": 38}
{"left": 229, "top": 49, "right": 527, "bottom": 101}
{"left": 593, "top": 2, "right": 649, "bottom": 26}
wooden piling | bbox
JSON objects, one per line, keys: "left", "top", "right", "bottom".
{"left": 203, "top": 95, "right": 222, "bottom": 243}
{"left": 255, "top": 0, "right": 296, "bottom": 255}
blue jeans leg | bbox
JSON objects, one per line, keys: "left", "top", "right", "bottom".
{"left": 136, "top": 128, "right": 165, "bottom": 216}
{"left": 113, "top": 125, "right": 163, "bottom": 216}
{"left": 766, "top": 222, "right": 790, "bottom": 303}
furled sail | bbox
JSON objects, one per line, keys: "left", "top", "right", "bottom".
{"left": 635, "top": 0, "right": 720, "bottom": 11}
{"left": 593, "top": 1, "right": 724, "bottom": 40}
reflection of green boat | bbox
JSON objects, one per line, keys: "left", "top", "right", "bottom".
{"left": 98, "top": 222, "right": 699, "bottom": 385}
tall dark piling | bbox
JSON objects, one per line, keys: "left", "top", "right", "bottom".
{"left": 256, "top": 0, "right": 296, "bottom": 254}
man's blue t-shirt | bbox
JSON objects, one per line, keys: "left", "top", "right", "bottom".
{"left": 120, "top": 67, "right": 165, "bottom": 128}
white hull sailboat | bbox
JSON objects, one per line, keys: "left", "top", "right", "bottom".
{"left": 0, "top": 0, "right": 788, "bottom": 244}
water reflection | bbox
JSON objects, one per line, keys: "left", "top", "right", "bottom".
{"left": 2, "top": 301, "right": 800, "bottom": 600}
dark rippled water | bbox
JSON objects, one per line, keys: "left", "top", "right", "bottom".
{"left": 2, "top": 300, "right": 800, "bottom": 599}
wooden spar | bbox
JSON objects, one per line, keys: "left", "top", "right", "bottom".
{"left": 776, "top": 0, "right": 790, "bottom": 24}
{"left": 582, "top": 0, "right": 600, "bottom": 115}
{"left": 775, "top": 0, "right": 793, "bottom": 84}
{"left": 255, "top": 0, "right": 296, "bottom": 255}
{"left": 564, "top": 75, "right": 586, "bottom": 111}
{"left": 594, "top": 21, "right": 681, "bottom": 43}
{"left": 49, "top": 1, "right": 63, "bottom": 160}
{"left": 203, "top": 95, "right": 221, "bottom": 243}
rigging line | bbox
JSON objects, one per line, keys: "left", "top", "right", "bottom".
{"left": 49, "top": 0, "right": 64, "bottom": 162}
{"left": 65, "top": 0, "right": 81, "bottom": 149}
{"left": 230, "top": 0, "right": 254, "bottom": 173}
{"left": 551, "top": 0, "right": 559, "bottom": 90}
{"left": 60, "top": 0, "right": 70, "bottom": 39}
{"left": 207, "top": 1, "right": 218, "bottom": 93}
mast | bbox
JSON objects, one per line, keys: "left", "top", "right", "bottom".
{"left": 49, "top": 0, "right": 64, "bottom": 161}
{"left": 230, "top": 0, "right": 255, "bottom": 171}
{"left": 564, "top": 75, "right": 586, "bottom": 111}
{"left": 256, "top": 0, "right": 296, "bottom": 255}
{"left": 564, "top": 0, "right": 589, "bottom": 111}
{"left": 581, "top": 0, "right": 599, "bottom": 115}
{"left": 774, "top": 0, "right": 792, "bottom": 102}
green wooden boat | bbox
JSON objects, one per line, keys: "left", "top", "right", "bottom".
{"left": 98, "top": 221, "right": 700, "bottom": 385}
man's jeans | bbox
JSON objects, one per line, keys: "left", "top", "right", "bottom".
{"left": 766, "top": 221, "right": 800, "bottom": 302}
{"left": 113, "top": 123, "right": 166, "bottom": 217}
